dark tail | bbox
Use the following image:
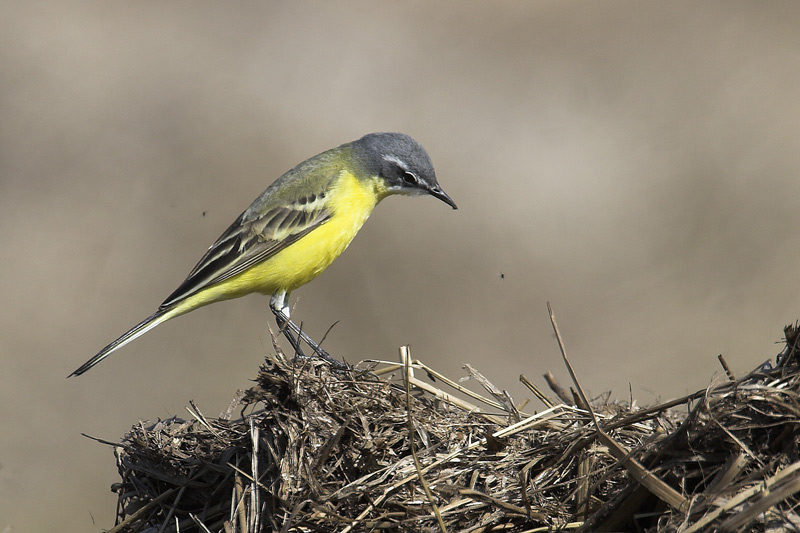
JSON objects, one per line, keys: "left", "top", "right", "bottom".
{"left": 69, "top": 308, "right": 173, "bottom": 377}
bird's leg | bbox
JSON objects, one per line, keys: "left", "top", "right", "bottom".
{"left": 269, "top": 292, "right": 348, "bottom": 369}
{"left": 274, "top": 309, "right": 349, "bottom": 369}
{"left": 269, "top": 291, "right": 306, "bottom": 357}
{"left": 273, "top": 307, "right": 306, "bottom": 358}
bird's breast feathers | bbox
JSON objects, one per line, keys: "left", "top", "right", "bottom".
{"left": 221, "top": 170, "right": 381, "bottom": 294}
{"left": 163, "top": 170, "right": 383, "bottom": 314}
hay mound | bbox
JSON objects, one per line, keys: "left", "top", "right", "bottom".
{"left": 103, "top": 325, "right": 800, "bottom": 532}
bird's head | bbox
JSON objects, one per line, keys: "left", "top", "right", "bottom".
{"left": 353, "top": 132, "right": 458, "bottom": 209}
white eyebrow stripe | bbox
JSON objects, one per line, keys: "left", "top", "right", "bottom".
{"left": 382, "top": 154, "right": 409, "bottom": 170}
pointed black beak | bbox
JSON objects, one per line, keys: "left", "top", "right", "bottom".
{"left": 427, "top": 185, "right": 458, "bottom": 210}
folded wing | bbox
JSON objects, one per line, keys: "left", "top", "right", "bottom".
{"left": 160, "top": 203, "right": 332, "bottom": 309}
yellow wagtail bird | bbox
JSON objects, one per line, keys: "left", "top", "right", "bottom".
{"left": 70, "top": 132, "right": 457, "bottom": 376}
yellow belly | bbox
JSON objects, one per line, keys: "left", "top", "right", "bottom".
{"left": 173, "top": 171, "right": 381, "bottom": 314}
{"left": 240, "top": 170, "right": 378, "bottom": 293}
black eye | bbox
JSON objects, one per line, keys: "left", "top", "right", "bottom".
{"left": 402, "top": 171, "right": 419, "bottom": 185}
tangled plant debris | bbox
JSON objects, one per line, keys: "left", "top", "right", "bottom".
{"left": 100, "top": 324, "right": 800, "bottom": 532}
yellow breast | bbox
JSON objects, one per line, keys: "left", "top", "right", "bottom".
{"left": 231, "top": 170, "right": 380, "bottom": 294}
{"left": 169, "top": 171, "right": 385, "bottom": 317}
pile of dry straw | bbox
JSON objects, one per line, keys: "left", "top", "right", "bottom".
{"left": 100, "top": 322, "right": 800, "bottom": 532}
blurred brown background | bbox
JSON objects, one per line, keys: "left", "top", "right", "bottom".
{"left": 3, "top": 1, "right": 800, "bottom": 530}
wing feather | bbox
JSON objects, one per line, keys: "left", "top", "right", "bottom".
{"left": 160, "top": 203, "right": 332, "bottom": 309}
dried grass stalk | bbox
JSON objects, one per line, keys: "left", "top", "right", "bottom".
{"left": 101, "top": 324, "right": 800, "bottom": 532}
